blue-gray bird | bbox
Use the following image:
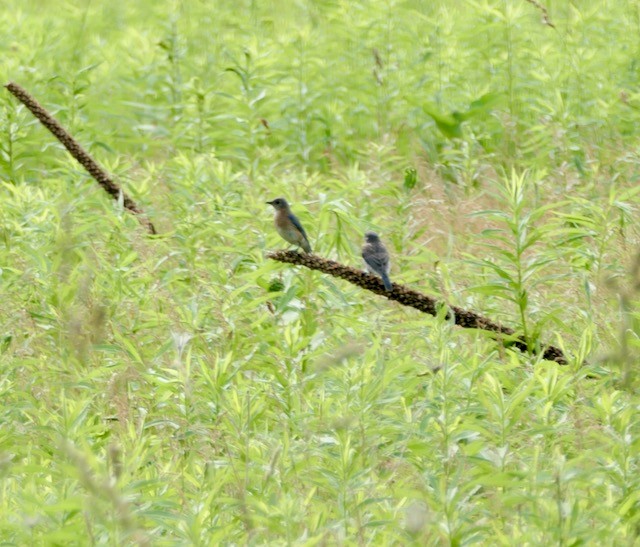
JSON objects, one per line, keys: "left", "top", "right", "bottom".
{"left": 267, "top": 198, "right": 312, "bottom": 253}
{"left": 362, "top": 231, "right": 392, "bottom": 291}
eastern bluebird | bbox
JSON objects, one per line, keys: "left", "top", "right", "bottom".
{"left": 362, "top": 231, "right": 392, "bottom": 291}
{"left": 267, "top": 198, "right": 312, "bottom": 253}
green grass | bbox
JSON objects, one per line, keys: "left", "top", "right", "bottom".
{"left": 2, "top": 0, "right": 640, "bottom": 544}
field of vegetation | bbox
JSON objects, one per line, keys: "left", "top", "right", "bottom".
{"left": 2, "top": 0, "right": 640, "bottom": 544}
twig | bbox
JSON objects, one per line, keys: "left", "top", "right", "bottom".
{"left": 525, "top": 0, "right": 556, "bottom": 29}
{"left": 4, "top": 82, "right": 156, "bottom": 235}
{"left": 267, "top": 250, "right": 569, "bottom": 365}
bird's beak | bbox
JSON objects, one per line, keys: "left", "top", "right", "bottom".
{"left": 266, "top": 201, "right": 274, "bottom": 205}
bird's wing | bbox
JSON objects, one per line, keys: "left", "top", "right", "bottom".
{"left": 363, "top": 248, "right": 389, "bottom": 271}
{"left": 288, "top": 213, "right": 308, "bottom": 240}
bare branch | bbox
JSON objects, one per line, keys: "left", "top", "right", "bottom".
{"left": 267, "top": 250, "right": 569, "bottom": 365}
{"left": 5, "top": 81, "right": 156, "bottom": 235}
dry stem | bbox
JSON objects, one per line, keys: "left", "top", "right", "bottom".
{"left": 267, "top": 250, "right": 569, "bottom": 365}
{"left": 5, "top": 81, "right": 156, "bottom": 235}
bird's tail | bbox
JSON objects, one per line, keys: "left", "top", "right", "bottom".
{"left": 381, "top": 272, "right": 392, "bottom": 291}
{"left": 301, "top": 238, "right": 312, "bottom": 253}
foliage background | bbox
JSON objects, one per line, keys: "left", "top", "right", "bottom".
{"left": 1, "top": 0, "right": 640, "bottom": 544}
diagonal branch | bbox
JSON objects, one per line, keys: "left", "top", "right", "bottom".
{"left": 267, "top": 250, "right": 569, "bottom": 365}
{"left": 5, "top": 81, "right": 156, "bottom": 235}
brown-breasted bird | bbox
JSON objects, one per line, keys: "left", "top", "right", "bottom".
{"left": 266, "top": 198, "right": 312, "bottom": 253}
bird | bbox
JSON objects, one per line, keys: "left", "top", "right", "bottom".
{"left": 266, "top": 198, "right": 312, "bottom": 253}
{"left": 362, "top": 231, "right": 392, "bottom": 291}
